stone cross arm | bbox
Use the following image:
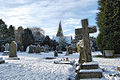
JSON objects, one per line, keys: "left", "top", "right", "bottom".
{"left": 75, "top": 26, "right": 97, "bottom": 36}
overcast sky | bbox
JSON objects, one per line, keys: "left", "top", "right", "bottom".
{"left": 0, "top": 0, "right": 99, "bottom": 38}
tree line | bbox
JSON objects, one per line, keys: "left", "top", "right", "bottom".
{"left": 0, "top": 19, "right": 58, "bottom": 51}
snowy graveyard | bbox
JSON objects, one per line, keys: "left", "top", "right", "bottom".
{"left": 0, "top": 51, "right": 120, "bottom": 80}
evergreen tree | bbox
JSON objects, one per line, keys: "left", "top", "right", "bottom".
{"left": 59, "top": 37, "right": 68, "bottom": 48}
{"left": 0, "top": 19, "right": 8, "bottom": 39}
{"left": 96, "top": 0, "right": 120, "bottom": 53}
{"left": 22, "top": 28, "right": 35, "bottom": 51}
{"left": 43, "top": 35, "right": 50, "bottom": 46}
{"left": 7, "top": 25, "right": 15, "bottom": 42}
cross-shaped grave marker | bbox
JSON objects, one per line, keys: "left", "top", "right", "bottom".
{"left": 76, "top": 19, "right": 97, "bottom": 63}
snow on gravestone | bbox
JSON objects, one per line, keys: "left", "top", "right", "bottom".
{"left": 5, "top": 43, "right": 9, "bottom": 51}
{"left": 8, "top": 41, "right": 20, "bottom": 60}
{"left": 3, "top": 43, "right": 10, "bottom": 55}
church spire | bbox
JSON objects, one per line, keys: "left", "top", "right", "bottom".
{"left": 56, "top": 20, "right": 63, "bottom": 37}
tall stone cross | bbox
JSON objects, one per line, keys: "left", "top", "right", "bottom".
{"left": 78, "top": 19, "right": 97, "bottom": 62}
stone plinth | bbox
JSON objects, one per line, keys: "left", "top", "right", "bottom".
{"left": 81, "top": 61, "right": 99, "bottom": 69}
{"left": 6, "top": 57, "right": 20, "bottom": 60}
{"left": 78, "top": 68, "right": 102, "bottom": 79}
{"left": 76, "top": 62, "right": 103, "bottom": 79}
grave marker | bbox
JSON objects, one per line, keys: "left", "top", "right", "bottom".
{"left": 7, "top": 41, "right": 20, "bottom": 60}
{"left": 76, "top": 19, "right": 103, "bottom": 79}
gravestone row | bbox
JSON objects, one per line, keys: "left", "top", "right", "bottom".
{"left": 29, "top": 45, "right": 41, "bottom": 53}
{"left": 28, "top": 45, "right": 50, "bottom": 53}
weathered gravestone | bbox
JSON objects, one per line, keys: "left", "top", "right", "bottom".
{"left": 44, "top": 45, "right": 49, "bottom": 53}
{"left": 28, "top": 45, "right": 34, "bottom": 53}
{"left": 56, "top": 45, "right": 62, "bottom": 53}
{"left": 66, "top": 45, "right": 73, "bottom": 55}
{"left": 33, "top": 45, "right": 36, "bottom": 53}
{"left": 28, "top": 45, "right": 41, "bottom": 53}
{"left": 7, "top": 41, "right": 20, "bottom": 60}
{"left": 75, "top": 25, "right": 97, "bottom": 41}
{"left": 68, "top": 46, "right": 73, "bottom": 54}
{"left": 54, "top": 50, "right": 58, "bottom": 57}
{"left": 3, "top": 43, "right": 9, "bottom": 55}
{"left": 76, "top": 19, "right": 103, "bottom": 79}
{"left": 5, "top": 43, "right": 9, "bottom": 51}
{"left": 35, "top": 45, "right": 41, "bottom": 53}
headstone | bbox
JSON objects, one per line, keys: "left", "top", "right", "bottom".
{"left": 65, "top": 46, "right": 69, "bottom": 55}
{"left": 104, "top": 50, "right": 114, "bottom": 58}
{"left": 74, "top": 23, "right": 97, "bottom": 52}
{"left": 28, "top": 45, "right": 34, "bottom": 53}
{"left": 117, "top": 66, "right": 120, "bottom": 71}
{"left": 76, "top": 19, "right": 103, "bottom": 79}
{"left": 66, "top": 45, "right": 73, "bottom": 55}
{"left": 9, "top": 41, "right": 17, "bottom": 57}
{"left": 41, "top": 46, "right": 44, "bottom": 52}
{"left": 7, "top": 41, "right": 20, "bottom": 60}
{"left": 5, "top": 43, "right": 9, "bottom": 51}
{"left": 82, "top": 19, "right": 92, "bottom": 62}
{"left": 0, "top": 57, "right": 5, "bottom": 64}
{"left": 44, "top": 45, "right": 49, "bottom": 53}
{"left": 35, "top": 45, "right": 41, "bottom": 53}
{"left": 54, "top": 50, "right": 58, "bottom": 57}
{"left": 20, "top": 46, "right": 24, "bottom": 52}
{"left": 3, "top": 43, "right": 9, "bottom": 55}
{"left": 68, "top": 46, "right": 73, "bottom": 54}
{"left": 56, "top": 45, "right": 62, "bottom": 53}
{"left": 32, "top": 45, "right": 36, "bottom": 53}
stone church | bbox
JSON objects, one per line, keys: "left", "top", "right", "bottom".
{"left": 52, "top": 21, "right": 72, "bottom": 45}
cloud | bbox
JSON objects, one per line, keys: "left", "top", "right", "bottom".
{"left": 0, "top": 0, "right": 99, "bottom": 37}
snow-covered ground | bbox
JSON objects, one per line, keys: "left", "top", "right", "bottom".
{"left": 0, "top": 51, "right": 120, "bottom": 80}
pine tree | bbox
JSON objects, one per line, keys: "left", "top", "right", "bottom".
{"left": 0, "top": 19, "right": 8, "bottom": 39}
{"left": 7, "top": 25, "right": 15, "bottom": 42}
{"left": 43, "top": 35, "right": 50, "bottom": 46}
{"left": 96, "top": 0, "right": 120, "bottom": 53}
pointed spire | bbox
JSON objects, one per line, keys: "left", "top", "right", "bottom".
{"left": 56, "top": 20, "right": 63, "bottom": 37}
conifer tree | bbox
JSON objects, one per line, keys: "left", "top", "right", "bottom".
{"left": 7, "top": 25, "right": 15, "bottom": 42}
{"left": 96, "top": 0, "right": 120, "bottom": 53}
{"left": 22, "top": 28, "right": 35, "bottom": 51}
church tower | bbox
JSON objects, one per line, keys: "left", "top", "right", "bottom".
{"left": 56, "top": 21, "right": 63, "bottom": 37}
